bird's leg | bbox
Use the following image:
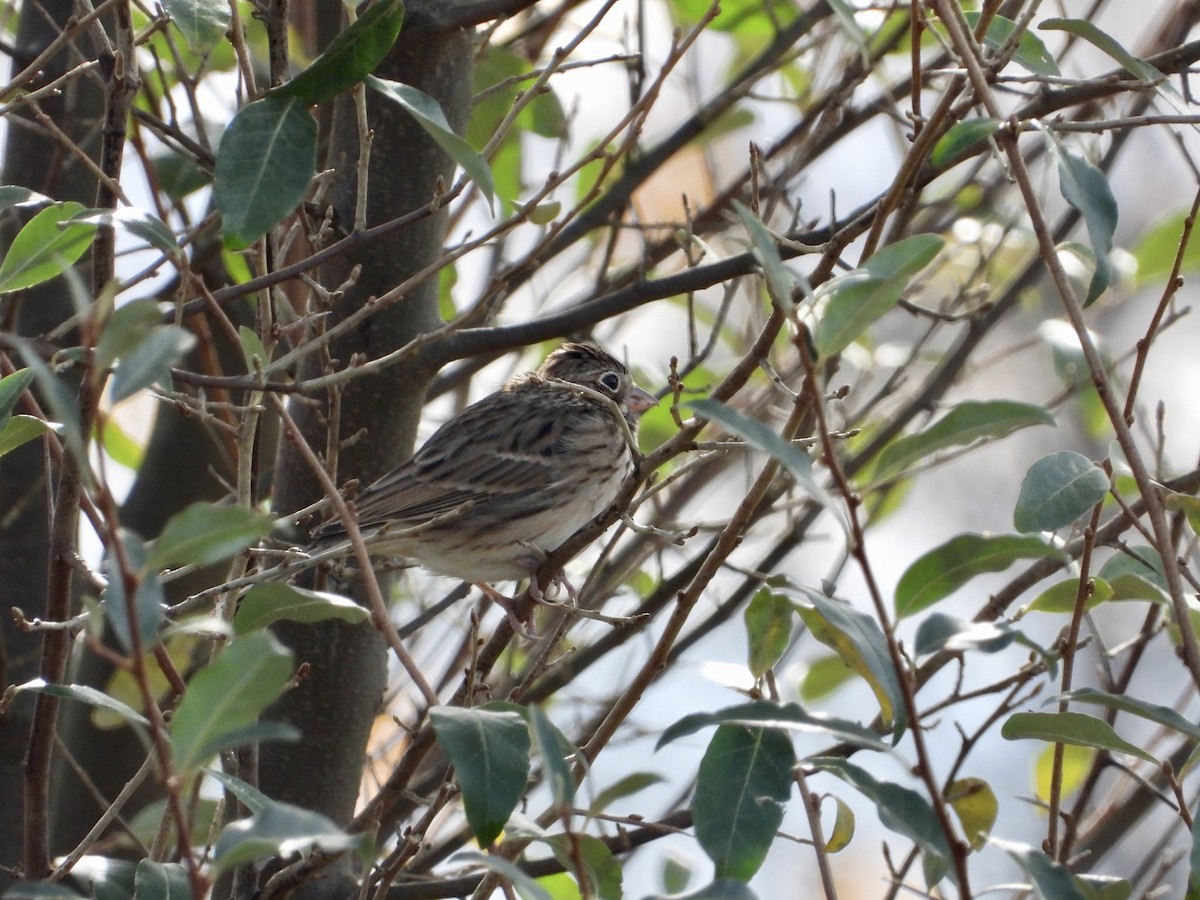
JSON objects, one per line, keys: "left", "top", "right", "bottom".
{"left": 541, "top": 571, "right": 577, "bottom": 604}
{"left": 516, "top": 542, "right": 577, "bottom": 605}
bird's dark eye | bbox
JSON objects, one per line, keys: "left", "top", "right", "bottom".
{"left": 599, "top": 372, "right": 621, "bottom": 393}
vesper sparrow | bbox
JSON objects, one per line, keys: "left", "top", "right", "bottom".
{"left": 312, "top": 342, "right": 656, "bottom": 609}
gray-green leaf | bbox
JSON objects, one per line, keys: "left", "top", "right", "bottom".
{"left": 815, "top": 234, "right": 944, "bottom": 357}
{"left": 169, "top": 631, "right": 295, "bottom": 774}
{"left": 694, "top": 725, "right": 794, "bottom": 880}
{"left": 271, "top": 0, "right": 404, "bottom": 105}
{"left": 367, "top": 76, "right": 495, "bottom": 211}
{"left": 233, "top": 582, "right": 369, "bottom": 634}
{"left": 875, "top": 400, "right": 1054, "bottom": 479}
{"left": 896, "top": 532, "right": 1066, "bottom": 618}
{"left": 162, "top": 0, "right": 230, "bottom": 53}
{"left": 1045, "top": 132, "right": 1118, "bottom": 305}
{"left": 1001, "top": 711, "right": 1156, "bottom": 764}
{"left": 0, "top": 202, "right": 96, "bottom": 293}
{"left": 430, "top": 704, "right": 531, "bottom": 847}
{"left": 1013, "top": 450, "right": 1108, "bottom": 533}
{"left": 215, "top": 96, "right": 317, "bottom": 249}
{"left": 148, "top": 502, "right": 275, "bottom": 570}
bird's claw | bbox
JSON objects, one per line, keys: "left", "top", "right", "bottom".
{"left": 474, "top": 582, "right": 538, "bottom": 638}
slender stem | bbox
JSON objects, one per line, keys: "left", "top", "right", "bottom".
{"left": 796, "top": 334, "right": 971, "bottom": 893}
{"left": 1047, "top": 504, "right": 1102, "bottom": 859}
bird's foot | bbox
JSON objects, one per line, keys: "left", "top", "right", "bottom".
{"left": 531, "top": 571, "right": 578, "bottom": 607}
{"left": 474, "top": 582, "right": 537, "bottom": 639}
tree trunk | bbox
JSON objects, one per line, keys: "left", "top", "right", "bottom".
{"left": 255, "top": 8, "right": 474, "bottom": 896}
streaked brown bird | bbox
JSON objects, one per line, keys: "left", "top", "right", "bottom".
{"left": 312, "top": 342, "right": 656, "bottom": 609}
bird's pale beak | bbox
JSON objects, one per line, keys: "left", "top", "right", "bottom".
{"left": 626, "top": 385, "right": 658, "bottom": 414}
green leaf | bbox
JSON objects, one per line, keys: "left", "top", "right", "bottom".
{"left": 965, "top": 12, "right": 1060, "bottom": 77}
{"left": 875, "top": 400, "right": 1054, "bottom": 478}
{"left": 0, "top": 185, "right": 52, "bottom": 210}
{"left": 1130, "top": 209, "right": 1200, "bottom": 287}
{"left": 11, "top": 678, "right": 150, "bottom": 728}
{"left": 1001, "top": 711, "right": 1157, "bottom": 764}
{"left": 238, "top": 325, "right": 269, "bottom": 374}
{"left": 95, "top": 299, "right": 164, "bottom": 373}
{"left": 798, "top": 653, "right": 856, "bottom": 703}
{"left": 946, "top": 778, "right": 997, "bottom": 852}
{"left": 668, "top": 0, "right": 796, "bottom": 37}
{"left": 814, "top": 234, "right": 945, "bottom": 357}
{"left": 693, "top": 725, "right": 794, "bottom": 880}
{"left": 1035, "top": 742, "right": 1094, "bottom": 805}
{"left": 0, "top": 201, "right": 97, "bottom": 293}
{"left": 588, "top": 772, "right": 665, "bottom": 815}
{"left": 734, "top": 200, "right": 800, "bottom": 307}
{"left": 1076, "top": 875, "right": 1131, "bottom": 900}
{"left": 110, "top": 325, "right": 196, "bottom": 403}
{"left": 1039, "top": 18, "right": 1161, "bottom": 81}
{"left": 1167, "top": 491, "right": 1200, "bottom": 539}
{"left": 521, "top": 200, "right": 560, "bottom": 225}
{"left": 215, "top": 96, "right": 317, "bottom": 250}
{"left": 65, "top": 857, "right": 140, "bottom": 900}
{"left": 1027, "top": 576, "right": 1114, "bottom": 614}
{"left": 0, "top": 414, "right": 58, "bottom": 459}
{"left": 103, "top": 531, "right": 165, "bottom": 653}
{"left": 163, "top": 0, "right": 230, "bottom": 53}
{"left": 794, "top": 590, "right": 907, "bottom": 738}
{"left": 689, "top": 398, "right": 846, "bottom": 533}
{"left": 207, "top": 768, "right": 271, "bottom": 814}
{"left": 540, "top": 834, "right": 622, "bottom": 900}
{"left": 744, "top": 587, "right": 793, "bottom": 677}
{"left": 153, "top": 148, "right": 210, "bottom": 202}
{"left": 1097, "top": 545, "right": 1167, "bottom": 593}
{"left": 895, "top": 532, "right": 1066, "bottom": 618}
{"left": 132, "top": 860, "right": 190, "bottom": 900}
{"left": 657, "top": 699, "right": 890, "bottom": 753}
{"left": 367, "top": 76, "right": 495, "bottom": 212}
{"left": 271, "top": 0, "right": 404, "bottom": 105}
{"left": 0, "top": 368, "right": 34, "bottom": 424}
{"left": 811, "top": 756, "right": 955, "bottom": 887}
{"left": 97, "top": 415, "right": 144, "bottom": 469}
{"left": 528, "top": 705, "right": 576, "bottom": 812}
{"left": 913, "top": 613, "right": 1055, "bottom": 676}
{"left": 170, "top": 631, "right": 295, "bottom": 774}
{"left": 148, "top": 502, "right": 274, "bottom": 570}
{"left": 659, "top": 852, "right": 694, "bottom": 895}
{"left": 823, "top": 794, "right": 855, "bottom": 853}
{"left": 1045, "top": 132, "right": 1118, "bottom": 305}
{"left": 430, "top": 704, "right": 531, "bottom": 847}
{"left": 1013, "top": 450, "right": 1108, "bottom": 533}
{"left": 1057, "top": 687, "right": 1200, "bottom": 742}
{"left": 993, "top": 838, "right": 1087, "bottom": 900}
{"left": 233, "top": 582, "right": 369, "bottom": 634}
{"left": 73, "top": 208, "right": 181, "bottom": 258}
{"left": 12, "top": 338, "right": 86, "bottom": 467}
{"left": 913, "top": 612, "right": 1018, "bottom": 657}
{"left": 931, "top": 118, "right": 999, "bottom": 168}
{"left": 468, "top": 46, "right": 566, "bottom": 149}
{"left": 214, "top": 798, "right": 363, "bottom": 869}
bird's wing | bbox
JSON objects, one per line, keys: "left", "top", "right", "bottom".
{"left": 346, "top": 387, "right": 599, "bottom": 529}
